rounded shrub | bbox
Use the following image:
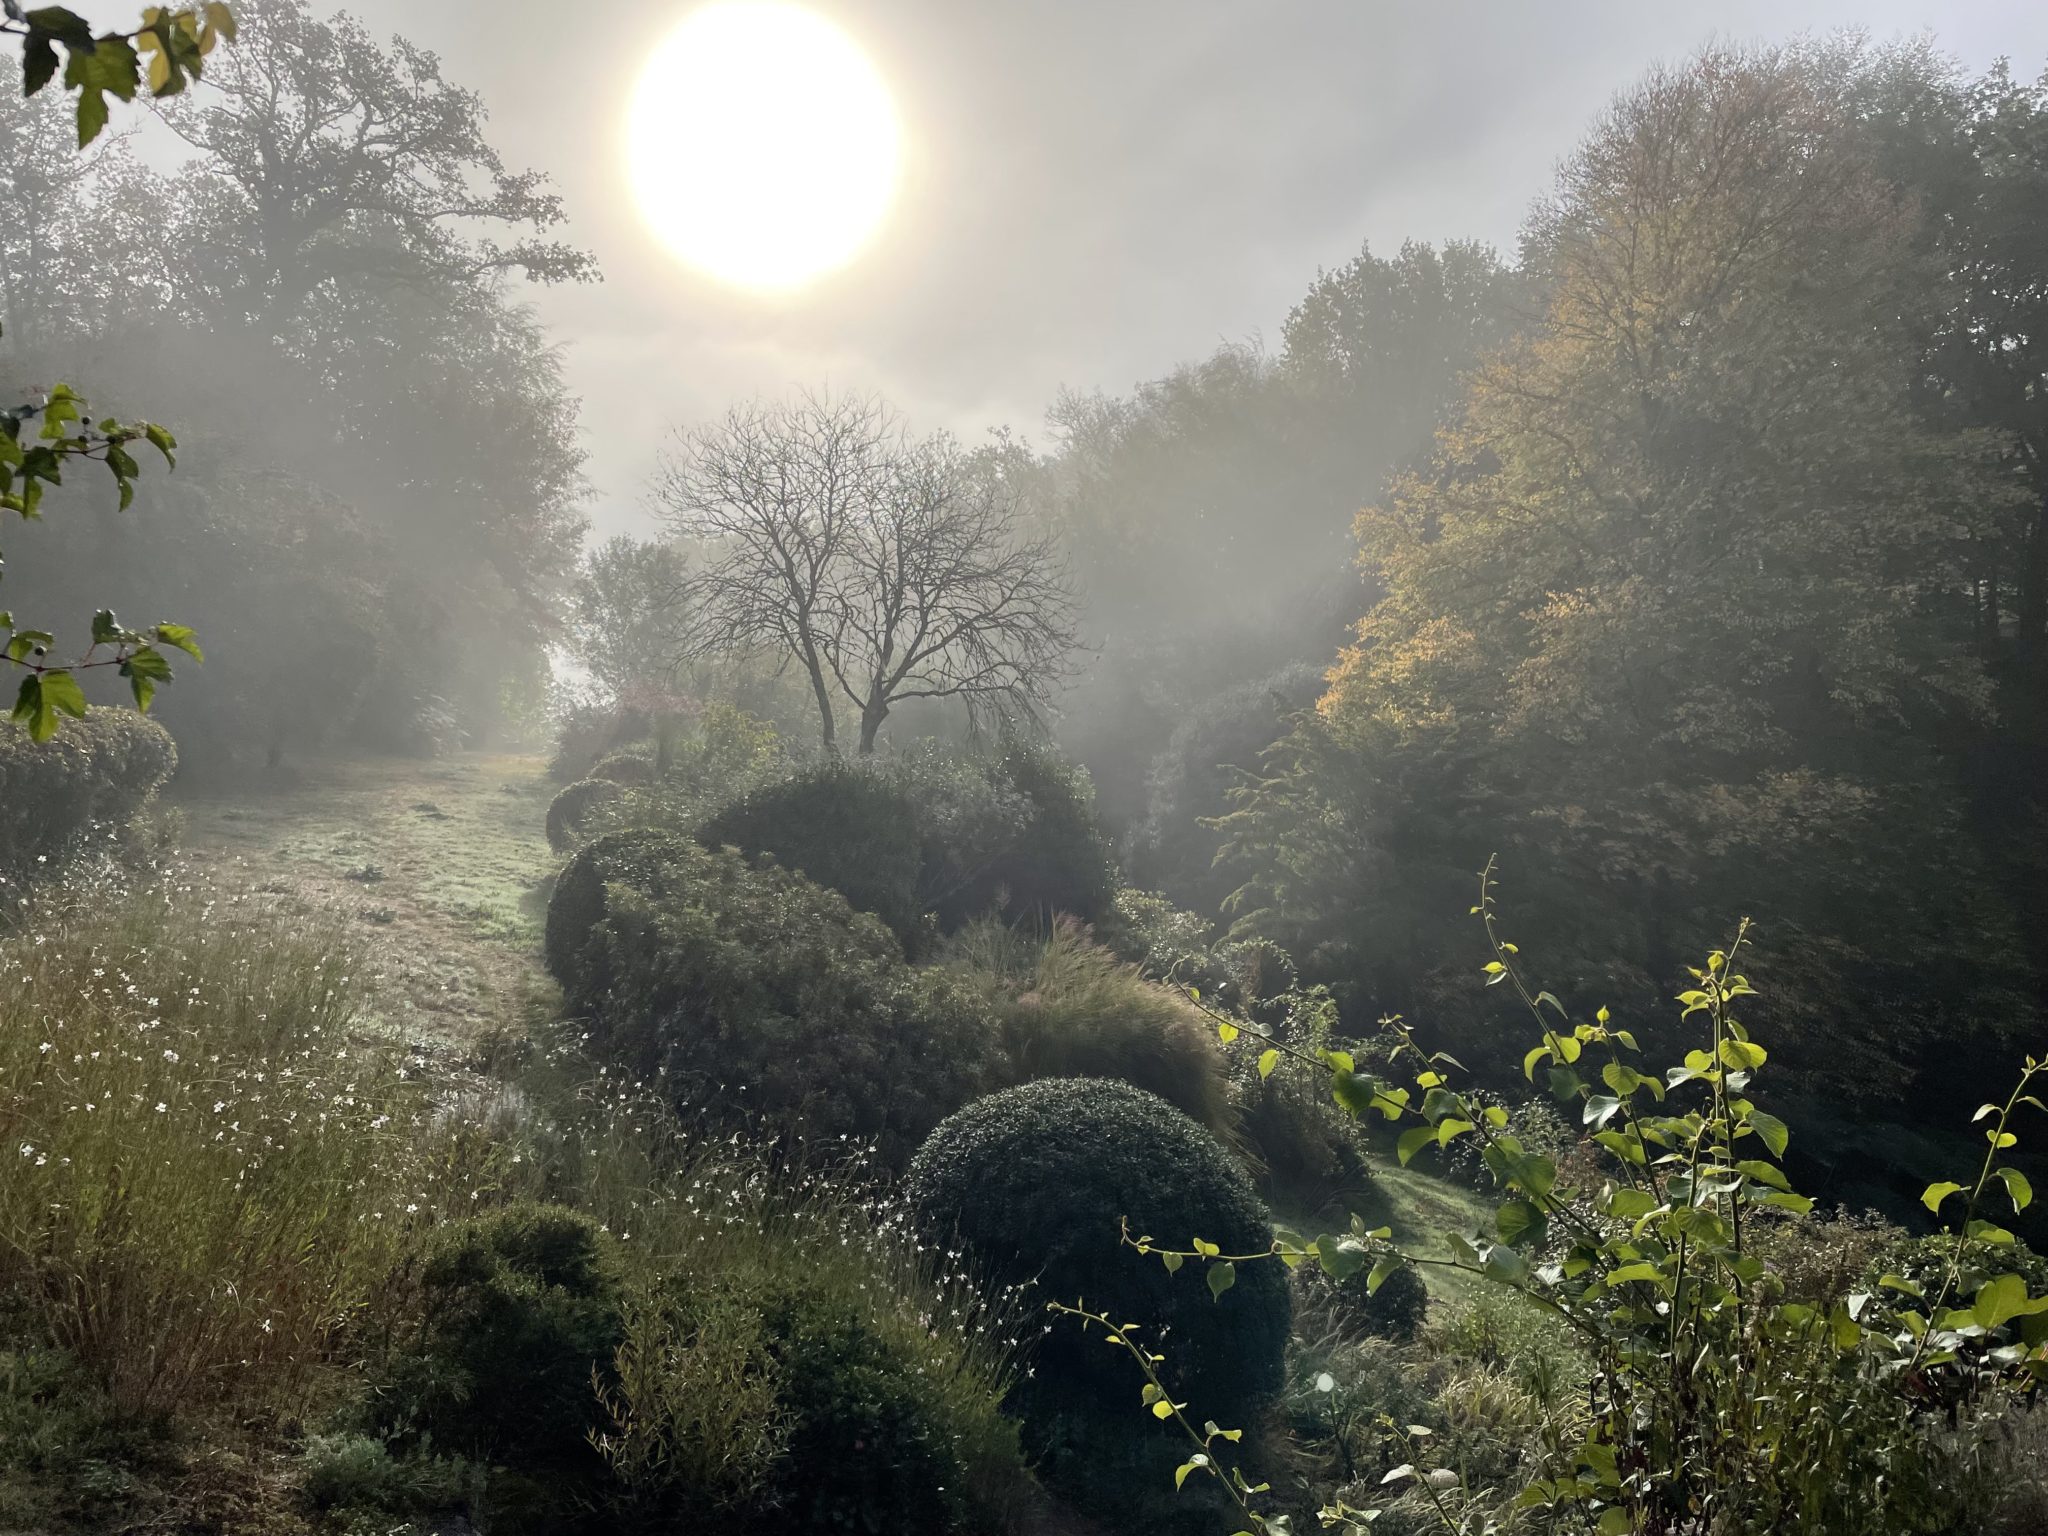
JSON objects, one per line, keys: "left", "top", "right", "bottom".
{"left": 0, "top": 708, "right": 177, "bottom": 879}
{"left": 1291, "top": 1248, "right": 1429, "bottom": 1341}
{"left": 930, "top": 743, "right": 1117, "bottom": 931}
{"left": 746, "top": 1282, "right": 1020, "bottom": 1535}
{"left": 544, "top": 828, "right": 701, "bottom": 1004}
{"left": 545, "top": 777, "right": 625, "bottom": 852}
{"left": 374, "top": 1203, "right": 623, "bottom": 1474}
{"left": 548, "top": 701, "right": 650, "bottom": 783}
{"left": 575, "top": 841, "right": 1003, "bottom": 1166}
{"left": 590, "top": 751, "right": 658, "bottom": 786}
{"left": 905, "top": 1078, "right": 1290, "bottom": 1420}
{"left": 699, "top": 761, "right": 927, "bottom": 947}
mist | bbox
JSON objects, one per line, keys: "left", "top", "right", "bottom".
{"left": 5, "top": 4, "right": 2048, "bottom": 1534}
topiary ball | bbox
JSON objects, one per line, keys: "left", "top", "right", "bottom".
{"left": 905, "top": 1078, "right": 1289, "bottom": 1421}
{"left": 377, "top": 1203, "right": 623, "bottom": 1473}
{"left": 543, "top": 828, "right": 699, "bottom": 1008}
{"left": 1291, "top": 1250, "right": 1429, "bottom": 1341}
{"left": 699, "top": 763, "right": 928, "bottom": 948}
{"left": 931, "top": 744, "right": 1117, "bottom": 931}
{"left": 545, "top": 777, "right": 624, "bottom": 852}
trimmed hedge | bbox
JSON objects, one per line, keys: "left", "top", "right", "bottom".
{"left": 544, "top": 828, "right": 701, "bottom": 1005}
{"left": 0, "top": 709, "right": 177, "bottom": 880}
{"left": 373, "top": 1203, "right": 623, "bottom": 1473}
{"left": 590, "top": 751, "right": 658, "bottom": 786}
{"left": 905, "top": 1078, "right": 1289, "bottom": 1420}
{"left": 939, "top": 741, "right": 1117, "bottom": 930}
{"left": 697, "top": 745, "right": 1118, "bottom": 950}
{"left": 545, "top": 832, "right": 1003, "bottom": 1167}
{"left": 546, "top": 777, "right": 625, "bottom": 852}
{"left": 698, "top": 762, "right": 928, "bottom": 946}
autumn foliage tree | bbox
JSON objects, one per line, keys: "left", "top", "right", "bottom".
{"left": 1221, "top": 40, "right": 2036, "bottom": 1105}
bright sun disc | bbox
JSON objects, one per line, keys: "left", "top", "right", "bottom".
{"left": 628, "top": 2, "right": 902, "bottom": 291}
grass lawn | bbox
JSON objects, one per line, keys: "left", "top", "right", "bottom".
{"left": 169, "top": 752, "right": 558, "bottom": 1047}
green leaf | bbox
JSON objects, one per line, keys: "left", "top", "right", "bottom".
{"left": 1206, "top": 1262, "right": 1236, "bottom": 1301}
{"left": 152, "top": 623, "right": 203, "bottom": 661}
{"left": 1745, "top": 1111, "right": 1789, "bottom": 1158}
{"left": 121, "top": 645, "right": 174, "bottom": 711}
{"left": 1495, "top": 1199, "right": 1544, "bottom": 1247}
{"left": 1606, "top": 1188, "right": 1657, "bottom": 1221}
{"left": 1396, "top": 1126, "right": 1435, "bottom": 1167}
{"left": 1366, "top": 1255, "right": 1401, "bottom": 1296}
{"left": 1605, "top": 1261, "right": 1667, "bottom": 1289}
{"left": 23, "top": 34, "right": 60, "bottom": 96}
{"left": 143, "top": 422, "right": 177, "bottom": 468}
{"left": 1257, "top": 1048, "right": 1279, "bottom": 1081}
{"left": 1175, "top": 1455, "right": 1208, "bottom": 1489}
{"left": 1969, "top": 1273, "right": 2048, "bottom": 1331}
{"left": 1734, "top": 1159, "right": 1793, "bottom": 1193}
{"left": 1995, "top": 1166, "right": 2033, "bottom": 1214}
{"left": 1921, "top": 1181, "right": 1965, "bottom": 1215}
{"left": 1330, "top": 1068, "right": 1376, "bottom": 1119}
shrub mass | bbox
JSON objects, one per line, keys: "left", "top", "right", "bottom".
{"left": 906, "top": 1077, "right": 1290, "bottom": 1419}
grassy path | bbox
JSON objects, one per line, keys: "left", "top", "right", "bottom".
{"left": 169, "top": 753, "right": 557, "bottom": 1046}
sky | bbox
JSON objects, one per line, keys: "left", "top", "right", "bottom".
{"left": 98, "top": 0, "right": 2048, "bottom": 539}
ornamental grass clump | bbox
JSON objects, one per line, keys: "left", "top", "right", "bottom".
{"left": 0, "top": 869, "right": 449, "bottom": 1417}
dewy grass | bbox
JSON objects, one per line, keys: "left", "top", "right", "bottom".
{"left": 0, "top": 866, "right": 453, "bottom": 1418}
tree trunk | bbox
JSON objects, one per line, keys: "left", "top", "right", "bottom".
{"left": 804, "top": 654, "right": 838, "bottom": 755}
{"left": 858, "top": 700, "right": 888, "bottom": 756}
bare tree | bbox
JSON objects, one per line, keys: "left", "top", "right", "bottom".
{"left": 654, "top": 391, "right": 1077, "bottom": 755}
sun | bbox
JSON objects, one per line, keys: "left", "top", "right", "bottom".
{"left": 628, "top": 3, "right": 903, "bottom": 292}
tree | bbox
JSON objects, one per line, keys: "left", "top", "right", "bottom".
{"left": 155, "top": 0, "right": 591, "bottom": 331}
{"left": 569, "top": 536, "right": 689, "bottom": 703}
{"left": 1045, "top": 244, "right": 1524, "bottom": 836}
{"left": 656, "top": 392, "right": 1078, "bottom": 755}
{"left": 1222, "top": 39, "right": 2033, "bottom": 1103}
{"left": 3, "top": 3, "right": 233, "bottom": 737}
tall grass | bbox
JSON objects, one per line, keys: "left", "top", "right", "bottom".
{"left": 490, "top": 1039, "right": 1033, "bottom": 1524}
{"left": 0, "top": 868, "right": 452, "bottom": 1417}
{"left": 943, "top": 917, "right": 1237, "bottom": 1138}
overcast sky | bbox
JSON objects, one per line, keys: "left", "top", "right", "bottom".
{"left": 155, "top": 2, "right": 2048, "bottom": 537}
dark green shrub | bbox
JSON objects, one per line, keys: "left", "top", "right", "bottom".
{"left": 298, "top": 1432, "right": 476, "bottom": 1516}
{"left": 905, "top": 1078, "right": 1290, "bottom": 1421}
{"left": 936, "top": 742, "right": 1117, "bottom": 930}
{"left": 1237, "top": 1069, "right": 1378, "bottom": 1216}
{"left": 696, "top": 745, "right": 1118, "bottom": 951}
{"left": 590, "top": 751, "right": 658, "bottom": 786}
{"left": 546, "top": 776, "right": 625, "bottom": 852}
{"left": 943, "top": 918, "right": 1237, "bottom": 1139}
{"left": 577, "top": 844, "right": 1003, "bottom": 1166}
{"left": 544, "top": 828, "right": 701, "bottom": 1003}
{"left": 698, "top": 761, "right": 927, "bottom": 947}
{"left": 1292, "top": 1250, "right": 1429, "bottom": 1341}
{"left": 747, "top": 1283, "right": 1016, "bottom": 1535}
{"left": 1134, "top": 662, "right": 1323, "bottom": 911}
{"left": 370, "top": 1204, "right": 622, "bottom": 1500}
{"left": 549, "top": 701, "right": 650, "bottom": 783}
{"left": 0, "top": 709, "right": 177, "bottom": 880}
